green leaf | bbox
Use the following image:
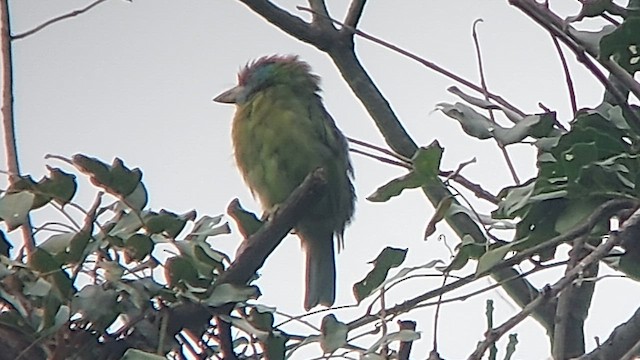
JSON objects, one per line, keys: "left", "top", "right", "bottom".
{"left": 186, "top": 215, "right": 230, "bottom": 242}
{"left": 165, "top": 256, "right": 199, "bottom": 288}
{"left": 411, "top": 142, "right": 443, "bottom": 179}
{"left": 72, "top": 154, "right": 112, "bottom": 187}
{"left": 23, "top": 278, "right": 53, "bottom": 297}
{"left": 367, "top": 142, "right": 443, "bottom": 202}
{"left": 37, "top": 168, "right": 77, "bottom": 206}
{"left": 366, "top": 329, "right": 421, "bottom": 354}
{"left": 424, "top": 197, "right": 452, "bottom": 238}
{"left": 109, "top": 158, "right": 142, "bottom": 196}
{"left": 205, "top": 283, "right": 260, "bottom": 307}
{"left": 0, "top": 192, "right": 35, "bottom": 231}
{"left": 123, "top": 183, "right": 148, "bottom": 211}
{"left": 600, "top": 17, "right": 640, "bottom": 73}
{"left": 71, "top": 285, "right": 118, "bottom": 331}
{"left": 353, "top": 247, "right": 407, "bottom": 302}
{"left": 248, "top": 306, "right": 274, "bottom": 331}
{"left": 320, "top": 314, "right": 348, "bottom": 353}
{"left": 124, "top": 234, "right": 153, "bottom": 262}
{"left": 475, "top": 244, "right": 513, "bottom": 276}
{"left": 109, "top": 211, "right": 144, "bottom": 238}
{"left": 226, "top": 199, "right": 263, "bottom": 238}
{"left": 366, "top": 171, "right": 425, "bottom": 202}
{"left": 438, "top": 103, "right": 555, "bottom": 145}
{"left": 144, "top": 210, "right": 194, "bottom": 237}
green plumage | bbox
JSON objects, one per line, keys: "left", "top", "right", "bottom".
{"left": 214, "top": 55, "right": 355, "bottom": 310}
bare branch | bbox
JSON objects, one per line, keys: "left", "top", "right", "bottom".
{"left": 471, "top": 18, "right": 520, "bottom": 184}
{"left": 469, "top": 231, "right": 622, "bottom": 359}
{"left": 550, "top": 34, "right": 578, "bottom": 116}
{"left": 12, "top": 0, "right": 110, "bottom": 40}
{"left": 1, "top": 0, "right": 35, "bottom": 253}
{"left": 509, "top": 0, "right": 640, "bottom": 124}
{"left": 238, "top": 1, "right": 327, "bottom": 48}
{"left": 344, "top": 0, "right": 366, "bottom": 28}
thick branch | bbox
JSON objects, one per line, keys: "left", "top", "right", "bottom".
{"left": 166, "top": 169, "right": 327, "bottom": 359}
{"left": 1, "top": 0, "right": 34, "bottom": 253}
{"left": 237, "top": 0, "right": 325, "bottom": 47}
{"left": 217, "top": 168, "right": 327, "bottom": 285}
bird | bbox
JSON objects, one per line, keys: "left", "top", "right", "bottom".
{"left": 213, "top": 55, "right": 355, "bottom": 310}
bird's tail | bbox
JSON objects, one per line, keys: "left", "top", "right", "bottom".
{"left": 299, "top": 227, "right": 336, "bottom": 311}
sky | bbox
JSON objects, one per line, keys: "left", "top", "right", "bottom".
{"left": 3, "top": 1, "right": 639, "bottom": 359}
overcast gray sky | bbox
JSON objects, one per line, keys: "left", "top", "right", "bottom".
{"left": 4, "top": 1, "right": 639, "bottom": 358}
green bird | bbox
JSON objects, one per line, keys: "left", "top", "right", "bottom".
{"left": 214, "top": 55, "right": 355, "bottom": 310}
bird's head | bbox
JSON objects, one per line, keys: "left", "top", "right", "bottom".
{"left": 213, "top": 55, "right": 320, "bottom": 105}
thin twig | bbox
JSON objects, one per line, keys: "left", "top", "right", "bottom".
{"left": 347, "top": 199, "right": 635, "bottom": 331}
{"left": 12, "top": 0, "right": 110, "bottom": 40}
{"left": 471, "top": 18, "right": 520, "bottom": 184}
{"left": 350, "top": 148, "right": 411, "bottom": 169}
{"left": 297, "top": 6, "right": 527, "bottom": 120}
{"left": 347, "top": 136, "right": 411, "bottom": 163}
{"left": 468, "top": 230, "right": 624, "bottom": 359}
{"left": 550, "top": 34, "right": 578, "bottom": 116}
{"left": 431, "top": 274, "right": 448, "bottom": 352}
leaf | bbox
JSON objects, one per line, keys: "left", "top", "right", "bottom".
{"left": 438, "top": 103, "right": 555, "bottom": 145}
{"left": 424, "top": 197, "right": 452, "bottom": 238}
{"left": 320, "top": 314, "right": 348, "bottom": 353}
{"left": 124, "top": 234, "right": 153, "bottom": 262}
{"left": 447, "top": 86, "right": 523, "bottom": 123}
{"left": 38, "top": 168, "right": 77, "bottom": 206}
{"left": 366, "top": 171, "right": 425, "bottom": 202}
{"left": 367, "top": 143, "right": 443, "bottom": 202}
{"left": 366, "top": 329, "right": 421, "bottom": 354}
{"left": 123, "top": 183, "right": 148, "bottom": 211}
{"left": 0, "top": 192, "right": 35, "bottom": 231}
{"left": 186, "top": 215, "right": 230, "bottom": 242}
{"left": 475, "top": 244, "right": 513, "bottom": 276}
{"left": 248, "top": 306, "right": 274, "bottom": 331}
{"left": 353, "top": 247, "right": 407, "bottom": 302}
{"left": 120, "top": 349, "right": 167, "bottom": 360}
{"left": 165, "top": 256, "right": 198, "bottom": 288}
{"left": 226, "top": 199, "right": 263, "bottom": 238}
{"left": 438, "top": 102, "right": 495, "bottom": 140}
{"left": 571, "top": 25, "right": 616, "bottom": 54}
{"left": 109, "top": 158, "right": 142, "bottom": 196}
{"left": 204, "top": 283, "right": 259, "bottom": 307}
{"left": 23, "top": 278, "right": 52, "bottom": 297}
{"left": 71, "top": 285, "right": 118, "bottom": 331}
{"left": 600, "top": 17, "right": 640, "bottom": 73}
{"left": 72, "top": 154, "right": 111, "bottom": 187}
{"left": 144, "top": 210, "right": 194, "bottom": 238}
{"left": 218, "top": 315, "right": 270, "bottom": 341}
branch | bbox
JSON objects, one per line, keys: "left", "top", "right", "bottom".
{"left": 237, "top": 0, "right": 328, "bottom": 48}
{"left": 509, "top": 0, "right": 640, "bottom": 124}
{"left": 234, "top": 0, "right": 569, "bottom": 338}
{"left": 470, "top": 204, "right": 640, "bottom": 359}
{"left": 166, "top": 169, "right": 328, "bottom": 360}
{"left": 217, "top": 168, "right": 327, "bottom": 285}
{"left": 343, "top": 0, "right": 366, "bottom": 28}
{"left": 12, "top": 0, "right": 110, "bottom": 40}
{"left": 1, "top": 0, "right": 34, "bottom": 254}
{"left": 470, "top": 233, "right": 621, "bottom": 359}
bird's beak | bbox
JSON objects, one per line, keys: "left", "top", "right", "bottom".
{"left": 213, "top": 85, "right": 244, "bottom": 104}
